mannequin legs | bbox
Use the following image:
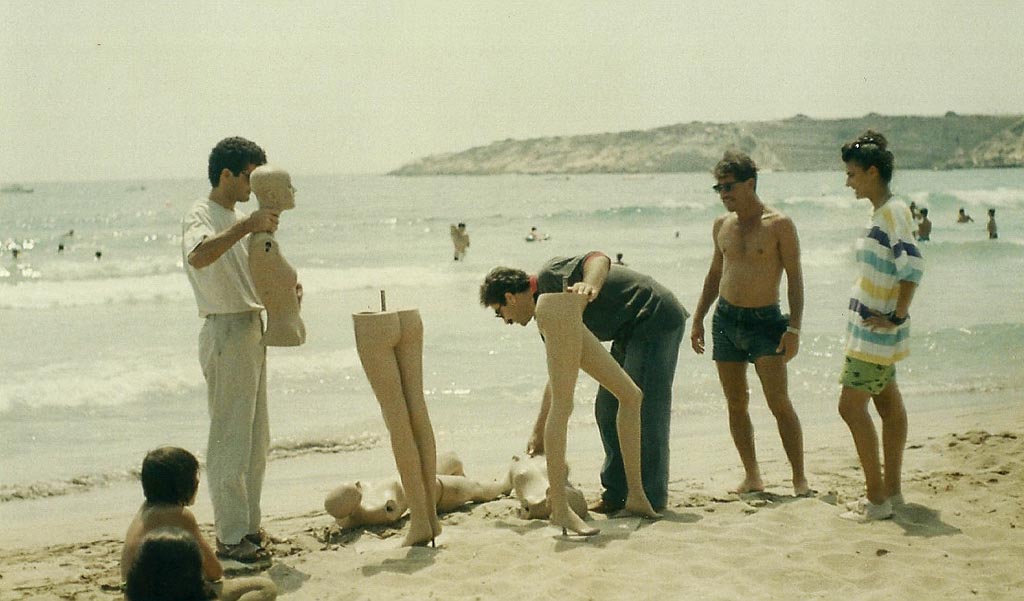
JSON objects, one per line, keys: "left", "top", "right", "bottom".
{"left": 394, "top": 310, "right": 442, "bottom": 539}
{"left": 352, "top": 310, "right": 439, "bottom": 546}
{"left": 578, "top": 330, "right": 659, "bottom": 518}
{"left": 535, "top": 294, "right": 658, "bottom": 536}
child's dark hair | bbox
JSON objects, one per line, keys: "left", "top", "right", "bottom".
{"left": 841, "top": 130, "right": 894, "bottom": 183}
{"left": 479, "top": 267, "right": 530, "bottom": 307}
{"left": 141, "top": 447, "right": 200, "bottom": 505}
{"left": 125, "top": 527, "right": 213, "bottom": 601}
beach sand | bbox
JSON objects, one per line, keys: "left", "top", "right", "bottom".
{"left": 2, "top": 400, "right": 1022, "bottom": 601}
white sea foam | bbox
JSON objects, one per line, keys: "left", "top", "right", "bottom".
{"left": 0, "top": 354, "right": 198, "bottom": 412}
{"left": 0, "top": 265, "right": 459, "bottom": 310}
{"left": 0, "top": 273, "right": 192, "bottom": 309}
{"left": 946, "top": 186, "right": 1024, "bottom": 208}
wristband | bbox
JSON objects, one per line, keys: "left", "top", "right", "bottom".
{"left": 785, "top": 326, "right": 800, "bottom": 336}
{"left": 888, "top": 312, "right": 908, "bottom": 326}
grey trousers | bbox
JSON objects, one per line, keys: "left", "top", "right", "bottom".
{"left": 199, "top": 311, "right": 269, "bottom": 544}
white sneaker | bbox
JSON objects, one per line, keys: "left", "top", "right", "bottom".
{"left": 840, "top": 498, "right": 893, "bottom": 522}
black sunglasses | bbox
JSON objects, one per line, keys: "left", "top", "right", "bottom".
{"left": 712, "top": 180, "right": 745, "bottom": 194}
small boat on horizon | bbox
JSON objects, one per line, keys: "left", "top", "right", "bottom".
{"left": 1, "top": 183, "right": 34, "bottom": 194}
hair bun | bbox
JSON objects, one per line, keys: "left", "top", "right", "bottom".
{"left": 858, "top": 130, "right": 889, "bottom": 151}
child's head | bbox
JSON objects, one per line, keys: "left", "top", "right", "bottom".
{"left": 125, "top": 527, "right": 209, "bottom": 601}
{"left": 141, "top": 446, "right": 200, "bottom": 506}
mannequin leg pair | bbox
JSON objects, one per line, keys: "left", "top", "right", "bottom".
{"left": 534, "top": 293, "right": 659, "bottom": 536}
{"left": 352, "top": 309, "right": 440, "bottom": 547}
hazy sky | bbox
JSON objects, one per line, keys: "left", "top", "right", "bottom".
{"left": 3, "top": 1, "right": 1023, "bottom": 182}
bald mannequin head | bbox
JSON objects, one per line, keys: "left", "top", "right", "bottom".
{"left": 250, "top": 165, "right": 296, "bottom": 211}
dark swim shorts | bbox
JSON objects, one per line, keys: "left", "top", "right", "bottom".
{"left": 711, "top": 298, "right": 789, "bottom": 363}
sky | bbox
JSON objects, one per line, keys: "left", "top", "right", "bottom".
{"left": 3, "top": 1, "right": 1023, "bottom": 182}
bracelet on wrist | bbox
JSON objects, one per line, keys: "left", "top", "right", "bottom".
{"left": 785, "top": 326, "right": 800, "bottom": 336}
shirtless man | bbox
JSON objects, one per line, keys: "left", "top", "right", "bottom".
{"left": 690, "top": 151, "right": 810, "bottom": 496}
{"left": 916, "top": 208, "right": 932, "bottom": 241}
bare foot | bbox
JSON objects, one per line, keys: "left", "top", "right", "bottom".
{"left": 793, "top": 477, "right": 813, "bottom": 497}
{"left": 729, "top": 476, "right": 765, "bottom": 494}
{"left": 550, "top": 506, "right": 599, "bottom": 536}
{"left": 623, "top": 492, "right": 661, "bottom": 519}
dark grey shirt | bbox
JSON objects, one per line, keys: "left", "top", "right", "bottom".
{"left": 536, "top": 254, "right": 688, "bottom": 343}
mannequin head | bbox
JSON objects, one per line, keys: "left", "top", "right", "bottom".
{"left": 250, "top": 165, "right": 296, "bottom": 211}
{"left": 509, "top": 455, "right": 588, "bottom": 520}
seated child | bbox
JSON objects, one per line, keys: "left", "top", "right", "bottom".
{"left": 121, "top": 446, "right": 224, "bottom": 582}
{"left": 121, "top": 447, "right": 275, "bottom": 598}
{"left": 125, "top": 526, "right": 276, "bottom": 601}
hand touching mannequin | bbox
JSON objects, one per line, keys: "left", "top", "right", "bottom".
{"left": 324, "top": 452, "right": 513, "bottom": 528}
{"left": 249, "top": 166, "right": 305, "bottom": 347}
{"left": 534, "top": 292, "right": 659, "bottom": 536}
{"left": 352, "top": 307, "right": 440, "bottom": 546}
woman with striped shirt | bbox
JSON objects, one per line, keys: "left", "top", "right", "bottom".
{"left": 837, "top": 131, "right": 924, "bottom": 522}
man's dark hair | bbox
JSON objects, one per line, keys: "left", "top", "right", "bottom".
{"left": 841, "top": 130, "right": 894, "bottom": 184}
{"left": 141, "top": 447, "right": 200, "bottom": 505}
{"left": 920, "top": 208, "right": 929, "bottom": 216}
{"left": 207, "top": 136, "right": 267, "bottom": 187}
{"left": 125, "top": 527, "right": 210, "bottom": 601}
{"left": 479, "top": 267, "right": 530, "bottom": 307}
{"left": 713, "top": 150, "right": 758, "bottom": 186}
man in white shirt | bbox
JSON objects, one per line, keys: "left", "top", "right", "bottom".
{"left": 181, "top": 136, "right": 281, "bottom": 563}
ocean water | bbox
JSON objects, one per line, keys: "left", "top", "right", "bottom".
{"left": 2, "top": 170, "right": 1022, "bottom": 502}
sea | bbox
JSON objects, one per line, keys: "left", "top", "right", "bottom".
{"left": 2, "top": 169, "right": 1022, "bottom": 505}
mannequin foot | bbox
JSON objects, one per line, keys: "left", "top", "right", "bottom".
{"left": 550, "top": 507, "right": 599, "bottom": 537}
{"left": 623, "top": 492, "right": 660, "bottom": 519}
{"left": 402, "top": 522, "right": 437, "bottom": 547}
{"left": 729, "top": 475, "right": 765, "bottom": 494}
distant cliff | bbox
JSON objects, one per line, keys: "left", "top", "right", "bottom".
{"left": 390, "top": 113, "right": 1024, "bottom": 175}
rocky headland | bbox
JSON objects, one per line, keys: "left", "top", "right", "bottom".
{"left": 390, "top": 113, "right": 1024, "bottom": 175}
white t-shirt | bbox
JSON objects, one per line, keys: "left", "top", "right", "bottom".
{"left": 182, "top": 198, "right": 263, "bottom": 318}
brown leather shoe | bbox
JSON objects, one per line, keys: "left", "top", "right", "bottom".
{"left": 216, "top": 538, "right": 271, "bottom": 564}
{"left": 588, "top": 498, "right": 624, "bottom": 514}
{"left": 244, "top": 528, "right": 282, "bottom": 550}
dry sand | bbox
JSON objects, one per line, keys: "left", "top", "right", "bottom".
{"left": 2, "top": 401, "right": 1022, "bottom": 601}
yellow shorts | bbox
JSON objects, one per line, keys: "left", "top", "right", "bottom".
{"left": 839, "top": 356, "right": 896, "bottom": 395}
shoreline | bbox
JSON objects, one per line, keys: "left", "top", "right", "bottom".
{"left": 2, "top": 399, "right": 1022, "bottom": 600}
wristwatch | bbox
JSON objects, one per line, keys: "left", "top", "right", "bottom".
{"left": 888, "top": 312, "right": 908, "bottom": 326}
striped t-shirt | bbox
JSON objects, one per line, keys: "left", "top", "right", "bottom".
{"left": 845, "top": 198, "right": 924, "bottom": 365}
